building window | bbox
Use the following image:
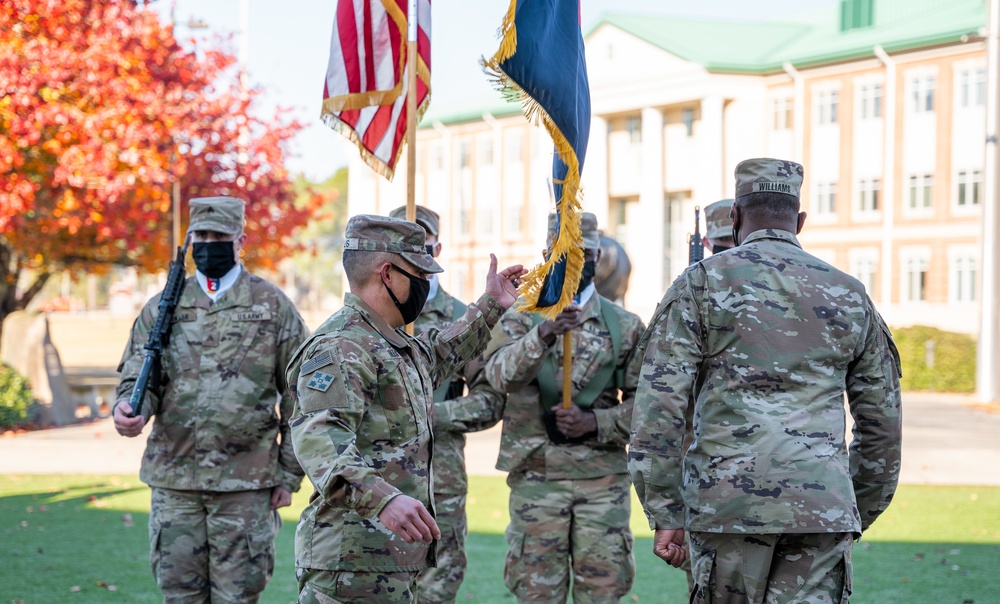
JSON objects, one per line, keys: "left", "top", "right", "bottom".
{"left": 849, "top": 251, "right": 877, "bottom": 294}
{"left": 956, "top": 169, "right": 982, "bottom": 207}
{"left": 817, "top": 90, "right": 839, "bottom": 125}
{"left": 772, "top": 97, "right": 793, "bottom": 130}
{"left": 910, "top": 75, "right": 936, "bottom": 113}
{"left": 458, "top": 139, "right": 471, "bottom": 169}
{"left": 505, "top": 130, "right": 523, "bottom": 164}
{"left": 478, "top": 137, "right": 493, "bottom": 167}
{"left": 858, "top": 82, "right": 883, "bottom": 120}
{"left": 815, "top": 181, "right": 837, "bottom": 215}
{"left": 950, "top": 253, "right": 977, "bottom": 303}
{"left": 428, "top": 141, "right": 443, "bottom": 171}
{"left": 452, "top": 265, "right": 469, "bottom": 302}
{"left": 504, "top": 201, "right": 522, "bottom": 239}
{"left": 958, "top": 67, "right": 986, "bottom": 108}
{"left": 626, "top": 116, "right": 641, "bottom": 144}
{"left": 682, "top": 108, "right": 694, "bottom": 137}
{"left": 902, "top": 254, "right": 929, "bottom": 302}
{"left": 857, "top": 178, "right": 881, "bottom": 212}
{"left": 907, "top": 174, "right": 933, "bottom": 210}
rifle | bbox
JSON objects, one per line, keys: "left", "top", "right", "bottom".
{"left": 128, "top": 235, "right": 190, "bottom": 418}
{"left": 688, "top": 205, "right": 704, "bottom": 265}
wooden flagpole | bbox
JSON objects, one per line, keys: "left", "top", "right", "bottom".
{"left": 543, "top": 179, "right": 574, "bottom": 410}
{"left": 562, "top": 332, "right": 573, "bottom": 409}
{"left": 405, "top": 0, "right": 418, "bottom": 335}
{"left": 406, "top": 0, "right": 418, "bottom": 225}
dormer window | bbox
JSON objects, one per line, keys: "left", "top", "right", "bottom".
{"left": 841, "top": 0, "right": 874, "bottom": 31}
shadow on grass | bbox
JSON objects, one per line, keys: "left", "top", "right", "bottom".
{"left": 458, "top": 534, "right": 690, "bottom": 603}
{"left": 851, "top": 540, "right": 1000, "bottom": 603}
{"left": 1, "top": 480, "right": 159, "bottom": 602}
{"left": 455, "top": 534, "right": 1000, "bottom": 603}
{"left": 0, "top": 477, "right": 301, "bottom": 604}
{"left": 3, "top": 477, "right": 998, "bottom": 604}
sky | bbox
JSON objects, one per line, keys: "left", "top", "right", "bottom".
{"left": 155, "top": 0, "right": 839, "bottom": 182}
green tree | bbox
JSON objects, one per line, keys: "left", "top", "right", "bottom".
{"left": 0, "top": 363, "right": 32, "bottom": 428}
{"left": 893, "top": 325, "right": 975, "bottom": 392}
{"left": 289, "top": 168, "right": 348, "bottom": 311}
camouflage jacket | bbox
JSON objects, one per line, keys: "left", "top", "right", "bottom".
{"left": 414, "top": 286, "right": 505, "bottom": 497}
{"left": 287, "top": 292, "right": 504, "bottom": 572}
{"left": 116, "top": 269, "right": 309, "bottom": 493}
{"left": 486, "top": 293, "right": 645, "bottom": 480}
{"left": 629, "top": 229, "right": 902, "bottom": 535}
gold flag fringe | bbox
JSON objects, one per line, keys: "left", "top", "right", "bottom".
{"left": 321, "top": 91, "right": 430, "bottom": 182}
{"left": 483, "top": 0, "right": 586, "bottom": 319}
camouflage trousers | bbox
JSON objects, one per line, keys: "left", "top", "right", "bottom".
{"left": 149, "top": 487, "right": 279, "bottom": 604}
{"left": 297, "top": 568, "right": 417, "bottom": 604}
{"left": 415, "top": 492, "right": 467, "bottom": 604}
{"left": 688, "top": 531, "right": 853, "bottom": 604}
{"left": 504, "top": 471, "right": 635, "bottom": 604}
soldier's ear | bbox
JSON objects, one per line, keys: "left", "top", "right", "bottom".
{"left": 796, "top": 211, "right": 808, "bottom": 234}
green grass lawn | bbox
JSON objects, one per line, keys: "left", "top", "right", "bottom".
{"left": 1, "top": 475, "right": 997, "bottom": 603}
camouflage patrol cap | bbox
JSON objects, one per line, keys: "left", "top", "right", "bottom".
{"left": 343, "top": 214, "right": 443, "bottom": 274}
{"left": 704, "top": 199, "right": 735, "bottom": 240}
{"left": 547, "top": 212, "right": 600, "bottom": 250}
{"left": 735, "top": 158, "right": 804, "bottom": 200}
{"left": 388, "top": 205, "right": 440, "bottom": 236}
{"left": 188, "top": 196, "right": 245, "bottom": 236}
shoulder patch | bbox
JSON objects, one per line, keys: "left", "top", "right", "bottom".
{"left": 301, "top": 350, "right": 334, "bottom": 376}
{"left": 306, "top": 371, "right": 334, "bottom": 392}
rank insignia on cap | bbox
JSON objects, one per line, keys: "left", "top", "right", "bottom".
{"left": 307, "top": 371, "right": 334, "bottom": 392}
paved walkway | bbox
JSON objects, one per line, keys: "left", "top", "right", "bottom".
{"left": 1, "top": 392, "right": 998, "bottom": 486}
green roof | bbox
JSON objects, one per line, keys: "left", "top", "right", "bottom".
{"left": 418, "top": 99, "right": 522, "bottom": 128}
{"left": 425, "top": 1, "right": 987, "bottom": 124}
{"left": 590, "top": 0, "right": 986, "bottom": 73}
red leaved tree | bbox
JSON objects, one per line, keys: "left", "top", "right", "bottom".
{"left": 0, "top": 0, "right": 319, "bottom": 340}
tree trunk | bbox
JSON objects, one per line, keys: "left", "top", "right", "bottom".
{"left": 0, "top": 240, "right": 52, "bottom": 346}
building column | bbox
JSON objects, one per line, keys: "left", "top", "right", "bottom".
{"left": 628, "top": 107, "right": 665, "bottom": 317}
{"left": 699, "top": 95, "right": 725, "bottom": 203}
{"left": 978, "top": 0, "right": 1000, "bottom": 402}
{"left": 585, "top": 115, "right": 609, "bottom": 229}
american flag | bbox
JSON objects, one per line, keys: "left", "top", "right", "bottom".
{"left": 321, "top": 0, "right": 431, "bottom": 180}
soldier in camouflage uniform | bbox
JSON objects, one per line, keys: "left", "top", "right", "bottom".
{"left": 114, "top": 196, "right": 309, "bottom": 603}
{"left": 701, "top": 198, "right": 735, "bottom": 254}
{"left": 388, "top": 205, "right": 506, "bottom": 604}
{"left": 287, "top": 215, "right": 525, "bottom": 604}
{"left": 485, "top": 213, "right": 645, "bottom": 604}
{"left": 630, "top": 158, "right": 902, "bottom": 604}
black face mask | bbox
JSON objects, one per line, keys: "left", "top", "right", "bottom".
{"left": 577, "top": 259, "right": 597, "bottom": 295}
{"left": 711, "top": 244, "right": 732, "bottom": 254}
{"left": 192, "top": 241, "right": 237, "bottom": 279}
{"left": 385, "top": 264, "right": 430, "bottom": 324}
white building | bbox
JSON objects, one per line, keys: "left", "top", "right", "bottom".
{"left": 348, "top": 0, "right": 988, "bottom": 332}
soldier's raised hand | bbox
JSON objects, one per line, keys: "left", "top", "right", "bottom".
{"left": 484, "top": 253, "right": 526, "bottom": 309}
